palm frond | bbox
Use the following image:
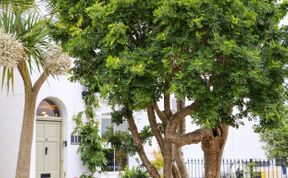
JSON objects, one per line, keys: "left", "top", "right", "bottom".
{"left": 0, "top": 9, "right": 49, "bottom": 92}
{"left": 1, "top": 67, "right": 14, "bottom": 93}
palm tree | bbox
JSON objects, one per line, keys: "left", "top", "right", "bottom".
{"left": 0, "top": 4, "right": 70, "bottom": 178}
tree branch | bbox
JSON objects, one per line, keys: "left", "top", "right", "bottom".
{"left": 167, "top": 102, "right": 197, "bottom": 134}
{"left": 17, "top": 61, "right": 32, "bottom": 94}
{"left": 127, "top": 115, "right": 161, "bottom": 178}
{"left": 174, "top": 98, "right": 189, "bottom": 178}
{"left": 219, "top": 124, "right": 229, "bottom": 149}
{"left": 148, "top": 105, "right": 181, "bottom": 177}
{"left": 173, "top": 145, "right": 188, "bottom": 178}
{"left": 167, "top": 128, "right": 213, "bottom": 148}
{"left": 176, "top": 99, "right": 186, "bottom": 135}
{"left": 32, "top": 71, "right": 49, "bottom": 95}
{"left": 152, "top": 102, "right": 168, "bottom": 124}
{"left": 176, "top": 99, "right": 185, "bottom": 111}
{"left": 164, "top": 94, "right": 173, "bottom": 117}
{"left": 147, "top": 105, "right": 164, "bottom": 149}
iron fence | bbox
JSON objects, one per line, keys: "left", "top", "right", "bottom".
{"left": 185, "top": 159, "right": 288, "bottom": 178}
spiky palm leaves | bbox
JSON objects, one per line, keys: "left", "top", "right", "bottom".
{"left": 0, "top": 10, "right": 49, "bottom": 90}
{"left": 0, "top": 10, "right": 71, "bottom": 90}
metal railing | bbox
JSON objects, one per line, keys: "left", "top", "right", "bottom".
{"left": 185, "top": 159, "right": 288, "bottom": 178}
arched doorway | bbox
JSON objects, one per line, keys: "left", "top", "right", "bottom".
{"left": 36, "top": 99, "right": 62, "bottom": 178}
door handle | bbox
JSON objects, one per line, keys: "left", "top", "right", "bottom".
{"left": 45, "top": 147, "right": 48, "bottom": 155}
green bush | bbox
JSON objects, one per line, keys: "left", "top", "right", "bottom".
{"left": 80, "top": 175, "right": 95, "bottom": 178}
{"left": 74, "top": 114, "right": 107, "bottom": 177}
{"left": 122, "top": 167, "right": 148, "bottom": 178}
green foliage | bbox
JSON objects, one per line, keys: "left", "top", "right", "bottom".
{"left": 79, "top": 175, "right": 94, "bottom": 178}
{"left": 103, "top": 126, "right": 137, "bottom": 155}
{"left": 82, "top": 92, "right": 99, "bottom": 119}
{"left": 0, "top": 0, "right": 36, "bottom": 12}
{"left": 243, "top": 162, "right": 261, "bottom": 178}
{"left": 74, "top": 115, "right": 107, "bottom": 176}
{"left": 139, "top": 125, "right": 155, "bottom": 146}
{"left": 102, "top": 125, "right": 156, "bottom": 155}
{"left": 260, "top": 118, "right": 288, "bottom": 160}
{"left": 50, "top": 0, "right": 288, "bottom": 129}
{"left": 122, "top": 166, "right": 149, "bottom": 178}
{"left": 151, "top": 150, "right": 164, "bottom": 171}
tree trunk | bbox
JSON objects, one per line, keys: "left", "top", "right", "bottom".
{"left": 201, "top": 125, "right": 229, "bottom": 178}
{"left": 173, "top": 146, "right": 188, "bottom": 178}
{"left": 15, "top": 93, "right": 37, "bottom": 178}
{"left": 171, "top": 161, "right": 181, "bottom": 178}
{"left": 163, "top": 138, "right": 173, "bottom": 178}
{"left": 173, "top": 114, "right": 189, "bottom": 178}
{"left": 148, "top": 105, "right": 181, "bottom": 177}
{"left": 203, "top": 150, "right": 223, "bottom": 178}
{"left": 15, "top": 63, "right": 48, "bottom": 178}
{"left": 127, "top": 117, "right": 161, "bottom": 178}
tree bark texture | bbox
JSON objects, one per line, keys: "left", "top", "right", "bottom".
{"left": 173, "top": 147, "right": 187, "bottom": 178}
{"left": 15, "top": 93, "right": 37, "bottom": 178}
{"left": 202, "top": 125, "right": 229, "bottom": 178}
{"left": 163, "top": 138, "right": 173, "bottom": 178}
{"left": 164, "top": 101, "right": 197, "bottom": 178}
{"left": 127, "top": 116, "right": 161, "bottom": 178}
{"left": 148, "top": 105, "right": 181, "bottom": 178}
{"left": 147, "top": 106, "right": 164, "bottom": 148}
{"left": 171, "top": 160, "right": 181, "bottom": 178}
{"left": 173, "top": 100, "right": 189, "bottom": 178}
{"left": 15, "top": 64, "right": 48, "bottom": 178}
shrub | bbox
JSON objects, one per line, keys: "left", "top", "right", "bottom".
{"left": 122, "top": 167, "right": 148, "bottom": 178}
{"left": 75, "top": 115, "right": 107, "bottom": 177}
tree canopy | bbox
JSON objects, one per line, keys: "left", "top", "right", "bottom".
{"left": 51, "top": 0, "right": 288, "bottom": 129}
{"left": 49, "top": 0, "right": 288, "bottom": 177}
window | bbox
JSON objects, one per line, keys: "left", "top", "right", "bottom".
{"left": 71, "top": 133, "right": 81, "bottom": 145}
{"left": 101, "top": 113, "right": 128, "bottom": 172}
{"left": 103, "top": 148, "right": 128, "bottom": 172}
{"left": 36, "top": 99, "right": 60, "bottom": 117}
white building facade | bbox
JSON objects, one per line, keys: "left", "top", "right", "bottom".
{"left": 0, "top": 70, "right": 266, "bottom": 178}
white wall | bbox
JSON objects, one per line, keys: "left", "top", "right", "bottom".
{"left": 0, "top": 70, "right": 24, "bottom": 178}
{"left": 0, "top": 68, "right": 267, "bottom": 178}
{"left": 32, "top": 74, "right": 87, "bottom": 178}
{"left": 0, "top": 68, "right": 88, "bottom": 178}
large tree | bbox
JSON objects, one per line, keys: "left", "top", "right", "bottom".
{"left": 49, "top": 0, "right": 288, "bottom": 177}
{"left": 0, "top": 2, "right": 71, "bottom": 177}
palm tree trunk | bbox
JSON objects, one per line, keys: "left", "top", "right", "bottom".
{"left": 15, "top": 66, "right": 48, "bottom": 178}
{"left": 15, "top": 92, "right": 37, "bottom": 178}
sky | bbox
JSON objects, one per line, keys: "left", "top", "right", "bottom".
{"left": 280, "top": 15, "right": 288, "bottom": 26}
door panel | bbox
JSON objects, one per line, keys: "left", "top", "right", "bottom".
{"left": 36, "top": 122, "right": 45, "bottom": 141}
{"left": 46, "top": 123, "right": 59, "bottom": 138}
{"left": 36, "top": 121, "right": 61, "bottom": 178}
{"left": 46, "top": 142, "right": 59, "bottom": 170}
{"left": 36, "top": 142, "right": 45, "bottom": 171}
